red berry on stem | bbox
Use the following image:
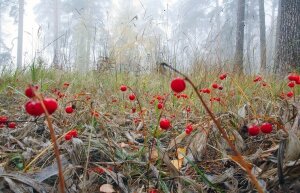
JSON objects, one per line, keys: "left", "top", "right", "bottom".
{"left": 296, "top": 76, "right": 300, "bottom": 84}
{"left": 0, "top": 116, "right": 8, "bottom": 124}
{"left": 8, "top": 122, "right": 16, "bottom": 129}
{"left": 212, "top": 83, "right": 219, "bottom": 89}
{"left": 157, "top": 103, "right": 163, "bottom": 109}
{"left": 185, "top": 124, "right": 193, "bottom": 135}
{"left": 219, "top": 73, "right": 227, "bottom": 80}
{"left": 248, "top": 125, "right": 260, "bottom": 136}
{"left": 260, "top": 122, "right": 273, "bottom": 134}
{"left": 43, "top": 98, "right": 58, "bottom": 114}
{"left": 68, "top": 129, "right": 78, "bottom": 138}
{"left": 25, "top": 86, "right": 36, "bottom": 98}
{"left": 65, "top": 133, "right": 72, "bottom": 140}
{"left": 129, "top": 94, "right": 136, "bottom": 101}
{"left": 160, "top": 118, "right": 171, "bottom": 130}
{"left": 253, "top": 76, "right": 262, "bottom": 82}
{"left": 288, "top": 73, "right": 299, "bottom": 81}
{"left": 65, "top": 106, "right": 74, "bottom": 114}
{"left": 25, "top": 100, "right": 44, "bottom": 116}
{"left": 131, "top": 107, "right": 136, "bottom": 113}
{"left": 171, "top": 77, "right": 186, "bottom": 93}
{"left": 148, "top": 189, "right": 159, "bottom": 193}
{"left": 288, "top": 81, "right": 295, "bottom": 88}
{"left": 287, "top": 91, "right": 294, "bottom": 98}
{"left": 120, "top": 85, "right": 127, "bottom": 92}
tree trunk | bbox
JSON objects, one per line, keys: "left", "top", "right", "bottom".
{"left": 53, "top": 0, "right": 60, "bottom": 68}
{"left": 0, "top": 1, "right": 2, "bottom": 53}
{"left": 268, "top": 0, "right": 278, "bottom": 67}
{"left": 259, "top": 0, "right": 267, "bottom": 72}
{"left": 234, "top": 0, "right": 246, "bottom": 73}
{"left": 275, "top": 0, "right": 300, "bottom": 73}
{"left": 17, "top": 0, "right": 24, "bottom": 69}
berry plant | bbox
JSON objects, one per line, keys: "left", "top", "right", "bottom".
{"left": 0, "top": 68, "right": 300, "bottom": 193}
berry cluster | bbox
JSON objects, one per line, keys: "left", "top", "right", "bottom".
{"left": 65, "top": 129, "right": 78, "bottom": 140}
{"left": 248, "top": 122, "right": 273, "bottom": 136}
{"left": 0, "top": 116, "right": 16, "bottom": 129}
{"left": 24, "top": 86, "right": 58, "bottom": 116}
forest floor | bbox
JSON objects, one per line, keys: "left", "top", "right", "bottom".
{"left": 0, "top": 67, "right": 300, "bottom": 193}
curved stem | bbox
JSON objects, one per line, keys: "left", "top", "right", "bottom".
{"left": 161, "top": 62, "right": 263, "bottom": 193}
{"left": 35, "top": 94, "right": 65, "bottom": 193}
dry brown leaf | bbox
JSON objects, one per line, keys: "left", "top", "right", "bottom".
{"left": 150, "top": 148, "right": 158, "bottom": 163}
{"left": 99, "top": 184, "right": 115, "bottom": 193}
{"left": 176, "top": 147, "right": 186, "bottom": 160}
{"left": 119, "top": 142, "right": 129, "bottom": 148}
{"left": 171, "top": 159, "right": 183, "bottom": 170}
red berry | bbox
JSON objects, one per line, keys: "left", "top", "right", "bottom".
{"left": 68, "top": 129, "right": 78, "bottom": 138}
{"left": 159, "top": 118, "right": 171, "bottom": 130}
{"left": 65, "top": 106, "right": 74, "bottom": 114}
{"left": 260, "top": 122, "right": 273, "bottom": 134}
{"left": 248, "top": 125, "right": 260, "bottom": 136}
{"left": 288, "top": 81, "right": 295, "bottom": 88}
{"left": 65, "top": 133, "right": 72, "bottom": 140}
{"left": 131, "top": 107, "right": 136, "bottom": 113}
{"left": 63, "top": 82, "right": 70, "bottom": 87}
{"left": 218, "top": 86, "right": 223, "bottom": 90}
{"left": 215, "top": 97, "right": 221, "bottom": 102}
{"left": 8, "top": 122, "right": 16, "bottom": 129}
{"left": 148, "top": 189, "right": 159, "bottom": 193}
{"left": 43, "top": 98, "right": 58, "bottom": 114}
{"left": 25, "top": 86, "right": 36, "bottom": 98}
{"left": 92, "top": 167, "right": 105, "bottom": 174}
{"left": 204, "top": 88, "right": 211, "bottom": 94}
{"left": 129, "top": 94, "right": 136, "bottom": 101}
{"left": 212, "top": 83, "right": 219, "bottom": 89}
{"left": 253, "top": 76, "right": 262, "bottom": 82}
{"left": 288, "top": 73, "right": 299, "bottom": 81}
{"left": 120, "top": 85, "right": 127, "bottom": 92}
{"left": 157, "top": 103, "right": 163, "bottom": 109}
{"left": 25, "top": 100, "right": 44, "bottom": 116}
{"left": 170, "top": 77, "right": 186, "bottom": 93}
{"left": 219, "top": 73, "right": 227, "bottom": 80}
{"left": 185, "top": 124, "right": 193, "bottom": 135}
{"left": 287, "top": 91, "right": 294, "bottom": 98}
{"left": 186, "top": 106, "right": 191, "bottom": 112}
{"left": 0, "top": 116, "right": 8, "bottom": 124}
{"left": 261, "top": 82, "right": 267, "bottom": 87}
{"left": 296, "top": 77, "right": 300, "bottom": 84}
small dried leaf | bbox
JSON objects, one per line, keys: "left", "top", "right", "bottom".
{"left": 99, "top": 184, "right": 115, "bottom": 193}
{"left": 171, "top": 159, "right": 183, "bottom": 170}
{"left": 150, "top": 148, "right": 158, "bottom": 163}
{"left": 176, "top": 147, "right": 186, "bottom": 160}
{"left": 119, "top": 142, "right": 129, "bottom": 148}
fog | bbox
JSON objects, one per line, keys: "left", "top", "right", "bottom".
{"left": 0, "top": 0, "right": 278, "bottom": 73}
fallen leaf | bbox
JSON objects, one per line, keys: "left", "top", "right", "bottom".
{"left": 99, "top": 184, "right": 115, "bottom": 193}
{"left": 171, "top": 159, "right": 183, "bottom": 170}
{"left": 150, "top": 148, "right": 159, "bottom": 163}
{"left": 176, "top": 147, "right": 186, "bottom": 160}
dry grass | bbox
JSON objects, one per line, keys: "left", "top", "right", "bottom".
{"left": 0, "top": 67, "right": 300, "bottom": 193}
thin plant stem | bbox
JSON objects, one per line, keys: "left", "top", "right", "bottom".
{"left": 161, "top": 62, "right": 264, "bottom": 193}
{"left": 35, "top": 94, "right": 65, "bottom": 193}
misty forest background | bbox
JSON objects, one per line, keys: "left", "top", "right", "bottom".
{"left": 0, "top": 0, "right": 299, "bottom": 74}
